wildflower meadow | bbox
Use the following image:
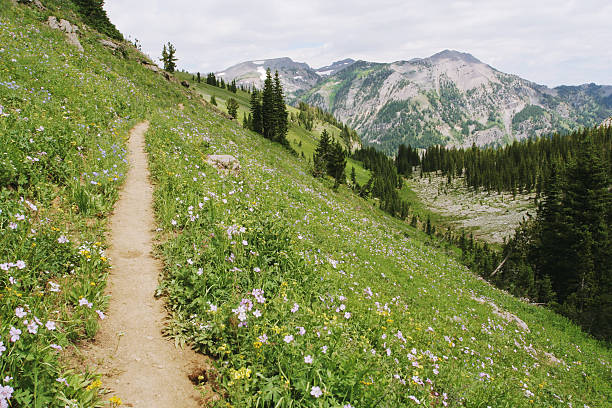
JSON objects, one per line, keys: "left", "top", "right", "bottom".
{"left": 1, "top": 1, "right": 610, "bottom": 407}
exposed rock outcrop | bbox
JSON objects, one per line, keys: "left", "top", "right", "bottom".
{"left": 472, "top": 296, "right": 530, "bottom": 333}
{"left": 206, "top": 155, "right": 241, "bottom": 175}
{"left": 47, "top": 16, "right": 83, "bottom": 52}
{"left": 99, "top": 39, "right": 119, "bottom": 50}
{"left": 141, "top": 61, "right": 161, "bottom": 73}
{"left": 14, "top": 0, "right": 45, "bottom": 9}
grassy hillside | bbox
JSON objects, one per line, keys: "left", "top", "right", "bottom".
{"left": 1, "top": 2, "right": 610, "bottom": 407}
{"left": 147, "top": 100, "right": 611, "bottom": 408}
{"left": 176, "top": 74, "right": 371, "bottom": 184}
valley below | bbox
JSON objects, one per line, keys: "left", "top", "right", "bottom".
{"left": 407, "top": 172, "right": 535, "bottom": 244}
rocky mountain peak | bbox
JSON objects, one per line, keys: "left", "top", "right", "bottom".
{"left": 315, "top": 59, "right": 356, "bottom": 76}
{"left": 428, "top": 49, "right": 482, "bottom": 64}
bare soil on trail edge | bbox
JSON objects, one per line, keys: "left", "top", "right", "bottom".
{"left": 79, "top": 121, "right": 211, "bottom": 407}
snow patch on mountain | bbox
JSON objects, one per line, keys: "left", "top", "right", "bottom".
{"left": 257, "top": 66, "right": 266, "bottom": 81}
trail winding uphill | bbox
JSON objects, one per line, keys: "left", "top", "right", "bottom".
{"left": 81, "top": 121, "right": 207, "bottom": 407}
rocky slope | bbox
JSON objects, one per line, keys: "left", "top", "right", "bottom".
{"left": 218, "top": 52, "right": 612, "bottom": 153}
{"left": 216, "top": 57, "right": 357, "bottom": 103}
{"left": 302, "top": 50, "right": 612, "bottom": 152}
{"left": 216, "top": 57, "right": 320, "bottom": 101}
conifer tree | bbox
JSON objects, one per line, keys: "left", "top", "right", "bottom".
{"left": 553, "top": 137, "right": 610, "bottom": 336}
{"left": 249, "top": 89, "right": 263, "bottom": 135}
{"left": 161, "top": 44, "right": 168, "bottom": 70}
{"left": 210, "top": 95, "right": 217, "bottom": 106}
{"left": 273, "top": 71, "right": 289, "bottom": 145}
{"left": 313, "top": 129, "right": 331, "bottom": 177}
{"left": 197, "top": 72, "right": 201, "bottom": 83}
{"left": 327, "top": 141, "right": 346, "bottom": 187}
{"left": 160, "top": 42, "right": 177, "bottom": 72}
{"left": 226, "top": 98, "right": 239, "bottom": 119}
{"left": 71, "top": 0, "right": 122, "bottom": 40}
{"left": 261, "top": 69, "right": 275, "bottom": 140}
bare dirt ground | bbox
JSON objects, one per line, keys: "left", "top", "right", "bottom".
{"left": 408, "top": 172, "right": 536, "bottom": 243}
{"left": 80, "top": 121, "right": 209, "bottom": 407}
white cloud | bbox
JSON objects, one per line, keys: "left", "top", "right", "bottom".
{"left": 105, "top": 0, "right": 612, "bottom": 86}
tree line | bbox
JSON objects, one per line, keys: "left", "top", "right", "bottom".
{"left": 352, "top": 147, "right": 410, "bottom": 219}
{"left": 312, "top": 130, "right": 346, "bottom": 188}
{"left": 205, "top": 73, "right": 238, "bottom": 93}
{"left": 407, "top": 127, "right": 611, "bottom": 341}
{"left": 245, "top": 69, "right": 289, "bottom": 147}
{"left": 496, "top": 132, "right": 611, "bottom": 340}
{"left": 395, "top": 143, "right": 421, "bottom": 177}
{"left": 418, "top": 127, "right": 612, "bottom": 194}
{"left": 70, "top": 0, "right": 123, "bottom": 41}
{"left": 294, "top": 102, "right": 360, "bottom": 146}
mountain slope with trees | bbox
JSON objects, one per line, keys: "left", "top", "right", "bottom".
{"left": 303, "top": 51, "right": 612, "bottom": 153}
{"left": 217, "top": 52, "right": 612, "bottom": 153}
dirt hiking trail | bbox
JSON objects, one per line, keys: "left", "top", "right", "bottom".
{"left": 82, "top": 121, "right": 207, "bottom": 407}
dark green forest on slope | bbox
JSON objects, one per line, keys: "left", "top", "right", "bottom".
{"left": 389, "top": 127, "right": 612, "bottom": 340}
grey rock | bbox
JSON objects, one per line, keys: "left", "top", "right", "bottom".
{"left": 141, "top": 61, "right": 160, "bottom": 73}
{"left": 301, "top": 50, "right": 612, "bottom": 151}
{"left": 99, "top": 39, "right": 119, "bottom": 50}
{"left": 472, "top": 295, "right": 530, "bottom": 333}
{"left": 206, "top": 155, "right": 241, "bottom": 175}
{"left": 16, "top": 0, "right": 45, "bottom": 8}
{"left": 181, "top": 80, "right": 190, "bottom": 88}
{"left": 47, "top": 16, "right": 83, "bottom": 52}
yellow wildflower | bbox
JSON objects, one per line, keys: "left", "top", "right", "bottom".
{"left": 109, "top": 396, "right": 122, "bottom": 406}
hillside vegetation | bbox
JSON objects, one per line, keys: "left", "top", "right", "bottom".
{"left": 1, "top": 1, "right": 610, "bottom": 407}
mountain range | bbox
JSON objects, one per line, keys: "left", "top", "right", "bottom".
{"left": 217, "top": 51, "right": 612, "bottom": 152}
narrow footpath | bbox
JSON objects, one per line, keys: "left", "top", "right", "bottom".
{"left": 82, "top": 121, "right": 206, "bottom": 407}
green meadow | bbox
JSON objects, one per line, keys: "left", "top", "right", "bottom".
{"left": 0, "top": 1, "right": 610, "bottom": 407}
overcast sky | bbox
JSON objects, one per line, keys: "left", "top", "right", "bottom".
{"left": 105, "top": 0, "right": 612, "bottom": 87}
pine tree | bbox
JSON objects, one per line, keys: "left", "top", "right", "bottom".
{"left": 249, "top": 90, "right": 263, "bottom": 134}
{"left": 350, "top": 166, "right": 356, "bottom": 186}
{"left": 71, "top": 0, "right": 123, "bottom": 40}
{"left": 557, "top": 137, "right": 610, "bottom": 337}
{"left": 328, "top": 141, "right": 347, "bottom": 188}
{"left": 197, "top": 72, "right": 201, "bottom": 83}
{"left": 161, "top": 42, "right": 177, "bottom": 72}
{"left": 226, "top": 98, "right": 239, "bottom": 119}
{"left": 210, "top": 95, "right": 217, "bottom": 106}
{"left": 313, "top": 129, "right": 331, "bottom": 178}
{"left": 161, "top": 44, "right": 168, "bottom": 70}
{"left": 273, "top": 71, "right": 288, "bottom": 145}
{"left": 261, "top": 69, "right": 275, "bottom": 140}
